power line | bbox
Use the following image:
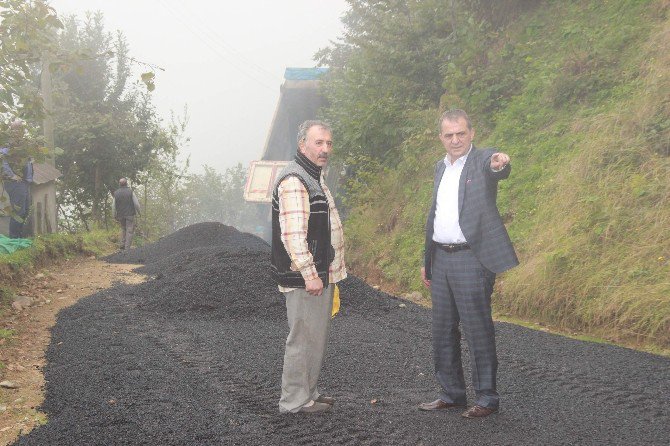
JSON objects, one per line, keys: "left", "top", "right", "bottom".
{"left": 156, "top": 0, "right": 279, "bottom": 91}
{"left": 165, "top": 1, "right": 280, "bottom": 82}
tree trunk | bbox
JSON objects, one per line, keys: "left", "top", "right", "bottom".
{"left": 75, "top": 200, "right": 90, "bottom": 232}
{"left": 92, "top": 163, "right": 101, "bottom": 223}
{"left": 143, "top": 180, "right": 149, "bottom": 239}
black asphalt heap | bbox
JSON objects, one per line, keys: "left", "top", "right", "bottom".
{"left": 16, "top": 222, "right": 670, "bottom": 445}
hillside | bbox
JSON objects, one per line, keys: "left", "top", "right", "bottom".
{"left": 322, "top": 0, "right": 670, "bottom": 351}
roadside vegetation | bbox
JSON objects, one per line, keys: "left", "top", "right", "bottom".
{"left": 0, "top": 228, "right": 116, "bottom": 309}
{"left": 1, "top": 1, "right": 260, "bottom": 240}
{"left": 319, "top": 0, "right": 670, "bottom": 352}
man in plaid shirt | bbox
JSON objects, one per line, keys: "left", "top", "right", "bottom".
{"left": 271, "top": 120, "right": 346, "bottom": 414}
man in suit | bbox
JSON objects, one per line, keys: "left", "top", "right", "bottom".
{"left": 419, "top": 109, "right": 518, "bottom": 418}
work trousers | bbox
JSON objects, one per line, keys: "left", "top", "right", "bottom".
{"left": 4, "top": 180, "right": 30, "bottom": 238}
{"left": 430, "top": 247, "right": 499, "bottom": 409}
{"left": 119, "top": 215, "right": 135, "bottom": 250}
{"left": 278, "top": 285, "right": 333, "bottom": 413}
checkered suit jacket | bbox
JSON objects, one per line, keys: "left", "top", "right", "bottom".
{"left": 424, "top": 146, "right": 519, "bottom": 278}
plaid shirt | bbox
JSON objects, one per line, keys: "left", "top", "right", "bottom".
{"left": 277, "top": 175, "right": 346, "bottom": 292}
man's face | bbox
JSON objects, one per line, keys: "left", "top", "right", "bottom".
{"left": 439, "top": 117, "right": 475, "bottom": 162}
{"left": 299, "top": 125, "right": 332, "bottom": 167}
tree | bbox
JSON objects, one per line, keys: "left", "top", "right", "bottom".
{"left": 134, "top": 107, "right": 190, "bottom": 239}
{"left": 0, "top": 0, "right": 61, "bottom": 217}
{"left": 316, "top": 0, "right": 460, "bottom": 164}
{"left": 0, "top": 0, "right": 62, "bottom": 120}
{"left": 175, "top": 163, "right": 262, "bottom": 234}
{"left": 53, "top": 13, "right": 159, "bottom": 225}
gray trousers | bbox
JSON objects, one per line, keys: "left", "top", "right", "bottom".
{"left": 430, "top": 247, "right": 499, "bottom": 409}
{"left": 278, "top": 285, "right": 333, "bottom": 413}
{"left": 119, "top": 216, "right": 135, "bottom": 250}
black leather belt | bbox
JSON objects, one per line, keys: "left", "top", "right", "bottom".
{"left": 435, "top": 242, "right": 470, "bottom": 253}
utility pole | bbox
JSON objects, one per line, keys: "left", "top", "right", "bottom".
{"left": 41, "top": 54, "right": 55, "bottom": 166}
{"left": 41, "top": 53, "right": 58, "bottom": 234}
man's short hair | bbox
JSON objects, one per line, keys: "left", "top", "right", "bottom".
{"left": 297, "top": 120, "right": 332, "bottom": 145}
{"left": 119, "top": 177, "right": 128, "bottom": 186}
{"left": 438, "top": 109, "right": 472, "bottom": 132}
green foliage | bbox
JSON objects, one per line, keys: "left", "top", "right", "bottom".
{"left": 53, "top": 13, "right": 162, "bottom": 225}
{"left": 0, "top": 229, "right": 115, "bottom": 289}
{"left": 0, "top": 0, "right": 62, "bottom": 118}
{"left": 179, "top": 164, "right": 259, "bottom": 231}
{"left": 316, "top": 0, "right": 461, "bottom": 164}
{"left": 131, "top": 107, "right": 190, "bottom": 239}
{"left": 0, "top": 328, "right": 15, "bottom": 340}
{"left": 140, "top": 72, "right": 155, "bottom": 92}
{"left": 0, "top": 285, "right": 13, "bottom": 313}
{"left": 0, "top": 0, "right": 59, "bottom": 182}
{"left": 136, "top": 133, "right": 263, "bottom": 240}
{"left": 0, "top": 233, "right": 77, "bottom": 285}
{"left": 323, "top": 0, "right": 670, "bottom": 349}
{"left": 78, "top": 227, "right": 117, "bottom": 256}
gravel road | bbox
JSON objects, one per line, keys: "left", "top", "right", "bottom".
{"left": 14, "top": 223, "right": 670, "bottom": 445}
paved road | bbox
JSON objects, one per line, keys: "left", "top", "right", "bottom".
{"left": 14, "top": 224, "right": 670, "bottom": 445}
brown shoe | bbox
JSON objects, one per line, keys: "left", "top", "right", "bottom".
{"left": 298, "top": 402, "right": 332, "bottom": 414}
{"left": 418, "top": 399, "right": 466, "bottom": 411}
{"left": 461, "top": 405, "right": 498, "bottom": 418}
{"left": 315, "top": 395, "right": 335, "bottom": 405}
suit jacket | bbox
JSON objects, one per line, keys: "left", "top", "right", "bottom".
{"left": 424, "top": 146, "right": 519, "bottom": 278}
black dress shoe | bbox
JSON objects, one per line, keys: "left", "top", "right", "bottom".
{"left": 316, "top": 395, "right": 335, "bottom": 405}
{"left": 418, "top": 399, "right": 466, "bottom": 411}
{"left": 461, "top": 405, "right": 498, "bottom": 418}
{"left": 297, "top": 402, "right": 332, "bottom": 414}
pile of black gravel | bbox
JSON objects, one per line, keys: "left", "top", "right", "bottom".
{"left": 104, "top": 221, "right": 269, "bottom": 265}
{"left": 15, "top": 223, "right": 670, "bottom": 445}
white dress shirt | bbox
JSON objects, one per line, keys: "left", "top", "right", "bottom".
{"left": 432, "top": 147, "right": 472, "bottom": 244}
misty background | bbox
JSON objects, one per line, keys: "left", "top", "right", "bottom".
{"left": 50, "top": 0, "right": 348, "bottom": 174}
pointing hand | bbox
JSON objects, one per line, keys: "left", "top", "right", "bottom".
{"left": 490, "top": 153, "right": 510, "bottom": 171}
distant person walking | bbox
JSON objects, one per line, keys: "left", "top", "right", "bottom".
{"left": 419, "top": 109, "right": 518, "bottom": 418}
{"left": 113, "top": 178, "right": 141, "bottom": 250}
{"left": 271, "top": 120, "right": 347, "bottom": 414}
{"left": 1, "top": 119, "right": 33, "bottom": 238}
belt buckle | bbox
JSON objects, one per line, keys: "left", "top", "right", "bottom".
{"left": 439, "top": 242, "right": 466, "bottom": 253}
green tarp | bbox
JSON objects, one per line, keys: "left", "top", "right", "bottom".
{"left": 0, "top": 234, "right": 32, "bottom": 254}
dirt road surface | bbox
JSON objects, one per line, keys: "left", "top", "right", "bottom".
{"left": 6, "top": 223, "right": 670, "bottom": 445}
{"left": 0, "top": 258, "right": 146, "bottom": 446}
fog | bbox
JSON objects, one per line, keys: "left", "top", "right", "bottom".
{"left": 48, "top": 0, "right": 348, "bottom": 174}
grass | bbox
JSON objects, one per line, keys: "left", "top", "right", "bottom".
{"left": 0, "top": 286, "right": 15, "bottom": 319}
{"left": 496, "top": 1, "right": 670, "bottom": 349}
{"left": 342, "top": 0, "right": 670, "bottom": 352}
{"left": 0, "top": 227, "right": 118, "bottom": 294}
